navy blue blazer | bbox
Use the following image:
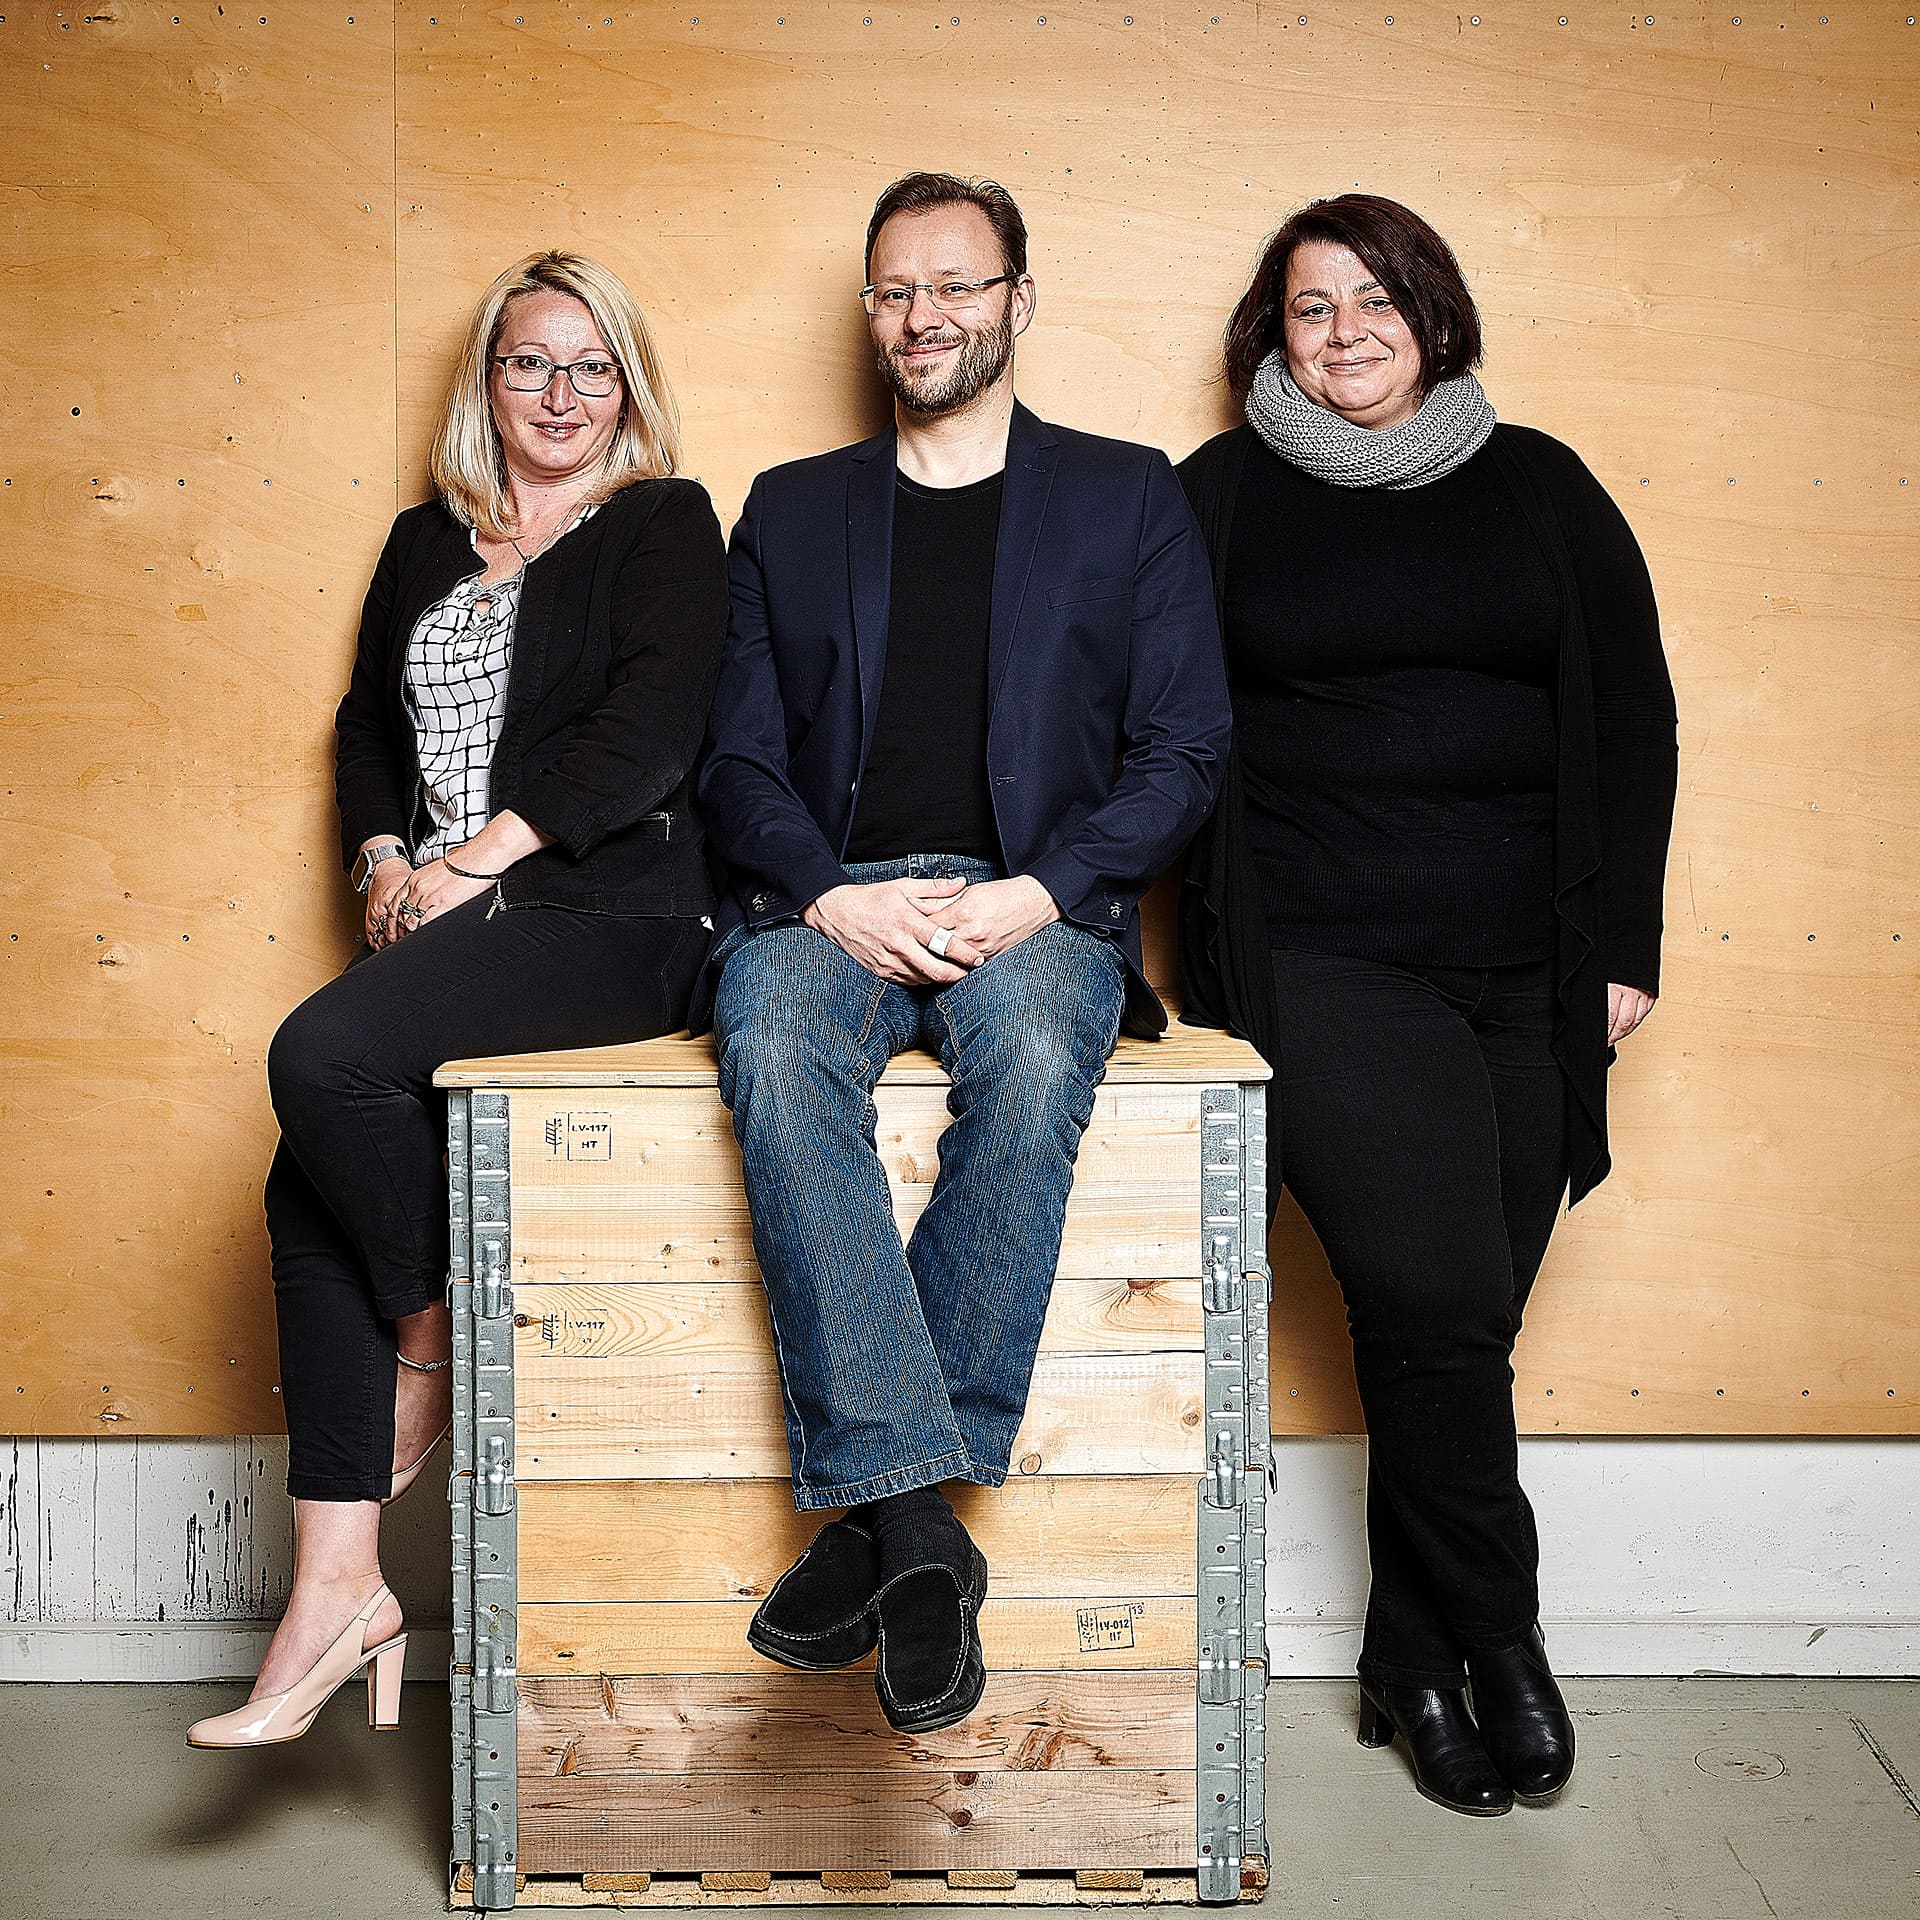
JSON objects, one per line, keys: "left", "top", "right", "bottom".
{"left": 692, "top": 403, "right": 1231, "bottom": 1036}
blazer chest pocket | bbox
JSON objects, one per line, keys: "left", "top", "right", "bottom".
{"left": 1046, "top": 575, "right": 1132, "bottom": 609}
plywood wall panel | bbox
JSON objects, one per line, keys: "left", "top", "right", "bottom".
{"left": 0, "top": 4, "right": 398, "bottom": 1431}
{"left": 3, "top": 2, "right": 1913, "bottom": 1433}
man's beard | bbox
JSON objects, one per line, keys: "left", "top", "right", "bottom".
{"left": 877, "top": 305, "right": 1014, "bottom": 417}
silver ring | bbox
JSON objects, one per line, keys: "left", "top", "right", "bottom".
{"left": 927, "top": 926, "right": 953, "bottom": 959}
{"left": 398, "top": 902, "right": 423, "bottom": 923}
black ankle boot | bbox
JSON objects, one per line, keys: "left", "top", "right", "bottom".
{"left": 1467, "top": 1626, "right": 1576, "bottom": 1801}
{"left": 868, "top": 1490, "right": 988, "bottom": 1733}
{"left": 1357, "top": 1678, "right": 1513, "bottom": 1816}
{"left": 746, "top": 1515, "right": 880, "bottom": 1670}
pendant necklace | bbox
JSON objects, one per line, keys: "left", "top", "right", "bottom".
{"left": 476, "top": 497, "right": 582, "bottom": 616}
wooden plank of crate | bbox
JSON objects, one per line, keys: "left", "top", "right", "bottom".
{"left": 518, "top": 1597, "right": 1197, "bottom": 1675}
{"left": 506, "top": 1189, "right": 1198, "bottom": 1285}
{"left": 507, "top": 1084, "right": 1204, "bottom": 1282}
{"left": 821, "top": 1874, "right": 893, "bottom": 1892}
{"left": 520, "top": 1672, "right": 1198, "bottom": 1774}
{"left": 509, "top": 1085, "right": 1200, "bottom": 1196}
{"left": 516, "top": 1769, "right": 1197, "bottom": 1873}
{"left": 1076, "top": 1872, "right": 1145, "bottom": 1891}
{"left": 455, "top": 1868, "right": 1254, "bottom": 1905}
{"left": 437, "top": 1030, "right": 1269, "bottom": 1089}
{"left": 507, "top": 1200, "right": 1197, "bottom": 1282}
{"left": 511, "top": 1276, "right": 1203, "bottom": 1360}
{"left": 701, "top": 1873, "right": 771, "bottom": 1892}
{"left": 515, "top": 1350, "right": 1204, "bottom": 1481}
{"left": 517, "top": 1476, "right": 1196, "bottom": 1604}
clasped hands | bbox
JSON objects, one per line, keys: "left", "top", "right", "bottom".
{"left": 363, "top": 813, "right": 552, "bottom": 948}
{"left": 364, "top": 854, "right": 496, "bottom": 948}
{"left": 802, "top": 874, "right": 1060, "bottom": 985}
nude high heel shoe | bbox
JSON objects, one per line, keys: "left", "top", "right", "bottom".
{"left": 385, "top": 1350, "right": 452, "bottom": 1507}
{"left": 186, "top": 1584, "right": 407, "bottom": 1749}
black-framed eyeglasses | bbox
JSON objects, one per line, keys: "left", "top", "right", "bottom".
{"left": 859, "top": 274, "right": 1017, "bottom": 318}
{"left": 491, "top": 352, "right": 623, "bottom": 397}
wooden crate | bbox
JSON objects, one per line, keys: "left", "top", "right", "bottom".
{"left": 438, "top": 1031, "right": 1271, "bottom": 1911}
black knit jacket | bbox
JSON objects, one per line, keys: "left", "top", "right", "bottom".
{"left": 333, "top": 477, "right": 728, "bottom": 918}
{"left": 1176, "top": 422, "right": 1679, "bottom": 1207}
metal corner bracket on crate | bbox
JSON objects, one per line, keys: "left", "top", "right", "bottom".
{"left": 450, "top": 1088, "right": 521, "bottom": 1912}
{"left": 1196, "top": 1084, "right": 1271, "bottom": 1903}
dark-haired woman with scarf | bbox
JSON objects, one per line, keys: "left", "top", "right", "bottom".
{"left": 1178, "top": 195, "right": 1677, "bottom": 1817}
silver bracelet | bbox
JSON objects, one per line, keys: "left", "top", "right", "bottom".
{"left": 442, "top": 850, "right": 508, "bottom": 881}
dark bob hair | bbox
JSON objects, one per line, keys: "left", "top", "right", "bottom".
{"left": 864, "top": 171, "right": 1029, "bottom": 284}
{"left": 1221, "top": 193, "right": 1483, "bottom": 397}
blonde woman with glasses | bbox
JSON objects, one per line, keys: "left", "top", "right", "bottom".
{"left": 188, "top": 251, "right": 726, "bottom": 1751}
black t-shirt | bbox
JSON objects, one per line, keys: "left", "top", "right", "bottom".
{"left": 1225, "top": 437, "right": 1562, "bottom": 966}
{"left": 844, "top": 469, "right": 1004, "bottom": 864}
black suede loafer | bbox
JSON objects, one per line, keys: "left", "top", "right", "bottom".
{"left": 1357, "top": 1678, "right": 1513, "bottom": 1816}
{"left": 872, "top": 1542, "right": 989, "bottom": 1734}
{"left": 747, "top": 1516, "right": 881, "bottom": 1671}
{"left": 1467, "top": 1626, "right": 1576, "bottom": 1802}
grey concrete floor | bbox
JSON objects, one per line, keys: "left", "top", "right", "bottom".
{"left": 0, "top": 1680, "right": 1914, "bottom": 1919}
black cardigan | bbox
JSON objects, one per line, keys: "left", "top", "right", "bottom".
{"left": 334, "top": 477, "right": 728, "bottom": 918}
{"left": 1176, "top": 423, "right": 1678, "bottom": 1207}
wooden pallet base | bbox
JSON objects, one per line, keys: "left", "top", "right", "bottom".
{"left": 451, "top": 1861, "right": 1269, "bottom": 1907}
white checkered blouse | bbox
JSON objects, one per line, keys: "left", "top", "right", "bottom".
{"left": 404, "top": 505, "right": 598, "bottom": 862}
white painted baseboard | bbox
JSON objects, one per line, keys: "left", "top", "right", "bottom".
{"left": 4, "top": 1434, "right": 1917, "bottom": 1681}
{"left": 0, "top": 1434, "right": 452, "bottom": 1681}
{"left": 1260, "top": 1434, "right": 1920, "bottom": 1678}
{"left": 1, "top": 1622, "right": 454, "bottom": 1684}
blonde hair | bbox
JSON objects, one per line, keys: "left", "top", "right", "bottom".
{"left": 430, "top": 250, "right": 682, "bottom": 537}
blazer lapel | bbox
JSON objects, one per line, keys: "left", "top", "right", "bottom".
{"left": 987, "top": 402, "right": 1060, "bottom": 715}
{"left": 846, "top": 428, "right": 898, "bottom": 771}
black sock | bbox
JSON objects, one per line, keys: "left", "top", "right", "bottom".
{"left": 862, "top": 1484, "right": 972, "bottom": 1585}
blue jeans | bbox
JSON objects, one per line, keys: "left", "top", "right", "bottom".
{"left": 713, "top": 856, "right": 1127, "bottom": 1510}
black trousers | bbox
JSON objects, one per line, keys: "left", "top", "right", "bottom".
{"left": 1267, "top": 947, "right": 1567, "bottom": 1688}
{"left": 265, "top": 894, "right": 707, "bottom": 1501}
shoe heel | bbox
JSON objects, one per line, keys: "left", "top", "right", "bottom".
{"left": 1356, "top": 1687, "right": 1394, "bottom": 1749}
{"left": 367, "top": 1635, "right": 407, "bottom": 1730}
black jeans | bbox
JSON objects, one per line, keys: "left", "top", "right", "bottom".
{"left": 265, "top": 893, "right": 707, "bottom": 1500}
{"left": 1267, "top": 947, "right": 1567, "bottom": 1689}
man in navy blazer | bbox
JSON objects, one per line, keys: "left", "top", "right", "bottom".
{"left": 696, "top": 172, "right": 1229, "bottom": 1734}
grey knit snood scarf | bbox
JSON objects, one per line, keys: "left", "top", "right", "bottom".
{"left": 1245, "top": 352, "right": 1496, "bottom": 489}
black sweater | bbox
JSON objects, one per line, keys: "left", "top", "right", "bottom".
{"left": 1226, "top": 436, "right": 1560, "bottom": 965}
{"left": 844, "top": 470, "right": 1004, "bottom": 863}
{"left": 334, "top": 478, "right": 728, "bottom": 918}
{"left": 1177, "top": 423, "right": 1678, "bottom": 1207}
